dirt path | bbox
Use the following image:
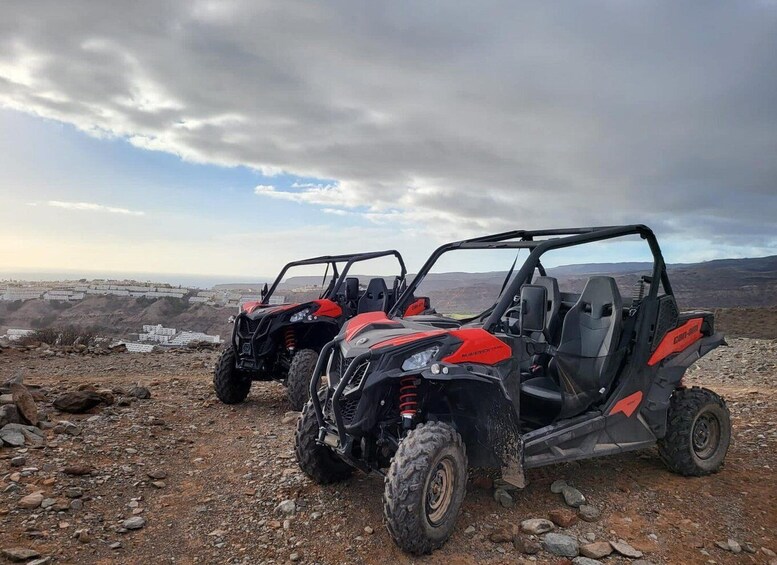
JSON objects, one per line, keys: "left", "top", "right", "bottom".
{"left": 1, "top": 339, "right": 776, "bottom": 565}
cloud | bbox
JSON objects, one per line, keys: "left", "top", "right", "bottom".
{"left": 2, "top": 2, "right": 776, "bottom": 248}
{"left": 35, "top": 200, "right": 145, "bottom": 216}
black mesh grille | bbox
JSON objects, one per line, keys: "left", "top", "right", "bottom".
{"left": 341, "top": 397, "right": 359, "bottom": 425}
{"left": 329, "top": 351, "right": 354, "bottom": 386}
{"left": 239, "top": 316, "right": 261, "bottom": 336}
{"left": 653, "top": 295, "right": 679, "bottom": 351}
{"left": 346, "top": 362, "right": 369, "bottom": 391}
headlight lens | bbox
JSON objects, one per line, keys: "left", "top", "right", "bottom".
{"left": 289, "top": 308, "right": 311, "bottom": 323}
{"left": 401, "top": 346, "right": 440, "bottom": 372}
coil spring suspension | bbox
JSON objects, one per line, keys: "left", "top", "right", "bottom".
{"left": 399, "top": 375, "right": 418, "bottom": 418}
{"left": 284, "top": 329, "right": 296, "bottom": 352}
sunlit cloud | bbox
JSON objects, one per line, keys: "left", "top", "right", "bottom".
{"left": 31, "top": 200, "right": 145, "bottom": 216}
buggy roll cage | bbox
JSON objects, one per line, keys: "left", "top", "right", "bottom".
{"left": 260, "top": 250, "right": 407, "bottom": 306}
{"left": 389, "top": 225, "right": 671, "bottom": 331}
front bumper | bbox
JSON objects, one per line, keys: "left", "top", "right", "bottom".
{"left": 310, "top": 340, "right": 373, "bottom": 450}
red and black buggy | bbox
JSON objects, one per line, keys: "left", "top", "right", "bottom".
{"left": 214, "top": 250, "right": 407, "bottom": 409}
{"left": 295, "top": 225, "right": 730, "bottom": 554}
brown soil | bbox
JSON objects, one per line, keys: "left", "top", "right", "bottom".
{"left": 0, "top": 338, "right": 775, "bottom": 565}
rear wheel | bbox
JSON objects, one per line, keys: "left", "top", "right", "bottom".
{"left": 286, "top": 349, "right": 319, "bottom": 410}
{"left": 659, "top": 386, "right": 731, "bottom": 476}
{"left": 213, "top": 346, "right": 251, "bottom": 404}
{"left": 295, "top": 399, "right": 354, "bottom": 484}
{"left": 383, "top": 421, "right": 468, "bottom": 554}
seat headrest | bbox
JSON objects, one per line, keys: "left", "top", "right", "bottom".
{"left": 579, "top": 276, "right": 622, "bottom": 320}
{"left": 364, "top": 277, "right": 387, "bottom": 298}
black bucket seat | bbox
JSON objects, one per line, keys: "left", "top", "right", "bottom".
{"left": 521, "top": 276, "right": 623, "bottom": 423}
{"left": 358, "top": 278, "right": 389, "bottom": 314}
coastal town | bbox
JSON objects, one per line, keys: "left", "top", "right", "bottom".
{"left": 0, "top": 280, "right": 270, "bottom": 308}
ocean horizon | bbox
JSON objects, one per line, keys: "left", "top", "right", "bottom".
{"left": 0, "top": 269, "right": 273, "bottom": 290}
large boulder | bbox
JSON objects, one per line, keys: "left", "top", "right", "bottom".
{"left": 11, "top": 383, "right": 38, "bottom": 426}
{"left": 53, "top": 391, "right": 105, "bottom": 413}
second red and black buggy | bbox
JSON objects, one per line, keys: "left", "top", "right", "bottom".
{"left": 214, "top": 250, "right": 406, "bottom": 409}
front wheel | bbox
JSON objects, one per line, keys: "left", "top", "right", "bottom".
{"left": 383, "top": 421, "right": 468, "bottom": 555}
{"left": 658, "top": 386, "right": 731, "bottom": 476}
{"left": 213, "top": 346, "right": 251, "bottom": 404}
{"left": 295, "top": 399, "right": 354, "bottom": 484}
{"left": 286, "top": 349, "right": 319, "bottom": 410}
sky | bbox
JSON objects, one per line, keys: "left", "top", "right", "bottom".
{"left": 1, "top": 1, "right": 776, "bottom": 281}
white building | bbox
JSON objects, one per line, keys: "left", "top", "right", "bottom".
{"left": 167, "top": 331, "right": 221, "bottom": 346}
{"left": 123, "top": 342, "right": 156, "bottom": 353}
{"left": 4, "top": 329, "right": 35, "bottom": 341}
{"left": 142, "top": 324, "right": 176, "bottom": 336}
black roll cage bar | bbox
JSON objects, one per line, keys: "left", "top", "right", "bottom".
{"left": 261, "top": 250, "right": 407, "bottom": 306}
{"left": 389, "top": 225, "right": 671, "bottom": 331}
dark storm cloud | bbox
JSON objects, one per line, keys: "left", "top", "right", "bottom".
{"left": 1, "top": 1, "right": 775, "bottom": 244}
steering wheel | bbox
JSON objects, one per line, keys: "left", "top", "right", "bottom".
{"left": 501, "top": 304, "right": 522, "bottom": 335}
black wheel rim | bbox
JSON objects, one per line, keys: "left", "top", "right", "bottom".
{"left": 692, "top": 411, "right": 721, "bottom": 460}
{"left": 425, "top": 457, "right": 455, "bottom": 526}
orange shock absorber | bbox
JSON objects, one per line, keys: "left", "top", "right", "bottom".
{"left": 399, "top": 375, "right": 419, "bottom": 418}
{"left": 284, "top": 328, "right": 296, "bottom": 352}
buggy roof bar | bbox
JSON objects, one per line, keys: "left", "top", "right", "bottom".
{"left": 390, "top": 225, "right": 670, "bottom": 319}
{"left": 262, "top": 250, "right": 407, "bottom": 305}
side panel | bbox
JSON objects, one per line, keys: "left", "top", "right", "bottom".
{"left": 641, "top": 332, "right": 726, "bottom": 438}
{"left": 312, "top": 299, "right": 343, "bottom": 318}
{"left": 647, "top": 317, "right": 703, "bottom": 366}
{"left": 433, "top": 376, "right": 525, "bottom": 487}
{"left": 442, "top": 329, "right": 512, "bottom": 365}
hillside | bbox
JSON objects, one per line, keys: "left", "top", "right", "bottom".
{"left": 1, "top": 255, "right": 775, "bottom": 340}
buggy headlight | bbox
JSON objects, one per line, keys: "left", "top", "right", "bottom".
{"left": 401, "top": 346, "right": 440, "bottom": 372}
{"left": 289, "top": 308, "right": 312, "bottom": 323}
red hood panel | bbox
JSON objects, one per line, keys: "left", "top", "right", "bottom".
{"left": 371, "top": 329, "right": 447, "bottom": 350}
{"left": 242, "top": 302, "right": 298, "bottom": 315}
{"left": 344, "top": 312, "right": 402, "bottom": 341}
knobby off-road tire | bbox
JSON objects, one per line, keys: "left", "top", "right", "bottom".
{"left": 295, "top": 399, "right": 353, "bottom": 484}
{"left": 658, "top": 386, "right": 731, "bottom": 476}
{"left": 383, "top": 421, "right": 468, "bottom": 555}
{"left": 286, "top": 349, "right": 319, "bottom": 411}
{"left": 213, "top": 346, "right": 251, "bottom": 404}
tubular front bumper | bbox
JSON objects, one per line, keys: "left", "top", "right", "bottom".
{"left": 309, "top": 339, "right": 374, "bottom": 469}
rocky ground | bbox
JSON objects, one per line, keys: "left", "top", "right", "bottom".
{"left": 0, "top": 337, "right": 775, "bottom": 565}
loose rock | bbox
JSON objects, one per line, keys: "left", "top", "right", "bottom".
{"left": 275, "top": 499, "right": 296, "bottom": 515}
{"left": 543, "top": 532, "right": 579, "bottom": 557}
{"left": 561, "top": 485, "right": 586, "bottom": 507}
{"left": 0, "top": 425, "right": 25, "bottom": 447}
{"left": 514, "top": 536, "right": 541, "bottom": 555}
{"left": 0, "top": 404, "right": 21, "bottom": 427}
{"left": 494, "top": 488, "right": 514, "bottom": 508}
{"left": 549, "top": 508, "right": 578, "bottom": 528}
{"left": 122, "top": 516, "right": 146, "bottom": 530}
{"left": 610, "top": 539, "right": 644, "bottom": 558}
{"left": 63, "top": 464, "right": 94, "bottom": 476}
{"left": 573, "top": 558, "right": 603, "bottom": 565}
{"left": 10, "top": 383, "right": 38, "bottom": 426}
{"left": 18, "top": 491, "right": 44, "bottom": 509}
{"left": 1, "top": 547, "right": 41, "bottom": 562}
{"left": 550, "top": 479, "right": 568, "bottom": 494}
{"left": 53, "top": 391, "right": 105, "bottom": 413}
{"left": 128, "top": 386, "right": 151, "bottom": 399}
{"left": 580, "top": 541, "right": 613, "bottom": 559}
{"left": 521, "top": 518, "right": 555, "bottom": 535}
{"left": 578, "top": 504, "right": 601, "bottom": 522}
